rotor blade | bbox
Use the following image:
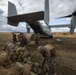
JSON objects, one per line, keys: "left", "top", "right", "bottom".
{"left": 56, "top": 14, "right": 72, "bottom": 18}
{"left": 56, "top": 11, "right": 76, "bottom": 18}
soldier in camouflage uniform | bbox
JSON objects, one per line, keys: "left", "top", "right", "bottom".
{"left": 12, "top": 33, "right": 17, "bottom": 44}
{"left": 34, "top": 33, "right": 40, "bottom": 45}
{"left": 46, "top": 48, "right": 57, "bottom": 75}
{"left": 18, "top": 33, "right": 27, "bottom": 47}
{"left": 37, "top": 45, "right": 57, "bottom": 75}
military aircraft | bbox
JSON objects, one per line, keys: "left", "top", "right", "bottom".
{"left": 7, "top": 0, "right": 76, "bottom": 36}
{"left": 7, "top": 0, "right": 52, "bottom": 36}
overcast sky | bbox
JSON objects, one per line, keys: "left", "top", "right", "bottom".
{"left": 0, "top": 0, "right": 76, "bottom": 32}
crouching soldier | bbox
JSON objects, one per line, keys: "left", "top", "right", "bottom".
{"left": 37, "top": 44, "right": 57, "bottom": 75}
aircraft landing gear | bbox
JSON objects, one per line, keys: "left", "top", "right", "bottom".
{"left": 49, "top": 35, "right": 53, "bottom": 38}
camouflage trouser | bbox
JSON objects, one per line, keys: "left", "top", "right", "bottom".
{"left": 48, "top": 57, "right": 57, "bottom": 75}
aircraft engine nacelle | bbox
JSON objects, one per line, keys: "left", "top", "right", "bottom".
{"left": 70, "top": 16, "right": 76, "bottom": 34}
